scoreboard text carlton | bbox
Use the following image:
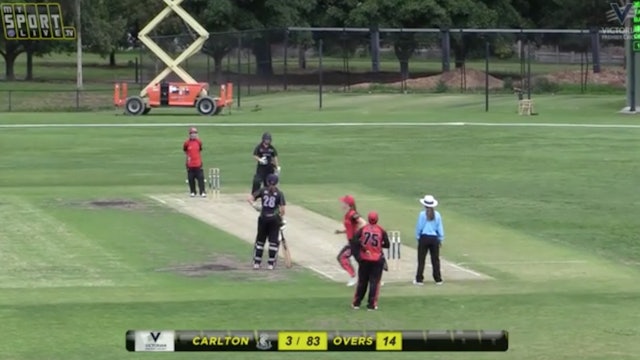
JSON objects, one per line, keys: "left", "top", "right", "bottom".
{"left": 1, "top": 2, "right": 75, "bottom": 40}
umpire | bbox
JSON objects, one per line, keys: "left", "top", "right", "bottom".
{"left": 247, "top": 174, "right": 286, "bottom": 270}
{"left": 350, "top": 211, "right": 389, "bottom": 311}
{"left": 183, "top": 127, "right": 206, "bottom": 197}
{"left": 251, "top": 132, "right": 281, "bottom": 194}
{"left": 414, "top": 195, "right": 445, "bottom": 285}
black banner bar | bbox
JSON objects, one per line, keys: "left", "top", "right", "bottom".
{"left": 176, "top": 330, "right": 272, "bottom": 351}
{"left": 127, "top": 330, "right": 508, "bottom": 352}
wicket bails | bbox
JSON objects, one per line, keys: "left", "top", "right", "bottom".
{"left": 384, "top": 231, "right": 402, "bottom": 271}
{"left": 208, "top": 168, "right": 220, "bottom": 197}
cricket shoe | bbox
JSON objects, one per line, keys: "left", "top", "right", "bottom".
{"left": 253, "top": 263, "right": 260, "bottom": 270}
{"left": 190, "top": 193, "right": 196, "bottom": 197}
{"left": 346, "top": 277, "right": 357, "bottom": 287}
{"left": 351, "top": 304, "right": 360, "bottom": 310}
{"left": 201, "top": 193, "right": 207, "bottom": 198}
{"left": 267, "top": 265, "right": 274, "bottom": 270}
{"left": 435, "top": 280, "right": 444, "bottom": 285}
{"left": 367, "top": 306, "right": 378, "bottom": 311}
{"left": 413, "top": 280, "right": 424, "bottom": 286}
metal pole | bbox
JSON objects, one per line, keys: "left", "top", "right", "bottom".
{"left": 283, "top": 29, "right": 289, "bottom": 91}
{"left": 236, "top": 34, "right": 242, "bottom": 108}
{"left": 580, "top": 51, "right": 584, "bottom": 93}
{"left": 138, "top": 48, "right": 143, "bottom": 88}
{"left": 247, "top": 49, "right": 251, "bottom": 96}
{"left": 318, "top": 39, "right": 323, "bottom": 110}
{"left": 631, "top": 50, "right": 636, "bottom": 112}
{"left": 206, "top": 55, "right": 210, "bottom": 84}
{"left": 75, "top": 0, "right": 83, "bottom": 90}
{"left": 485, "top": 41, "right": 489, "bottom": 112}
{"left": 527, "top": 42, "right": 532, "bottom": 100}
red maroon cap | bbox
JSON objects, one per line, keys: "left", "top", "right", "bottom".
{"left": 189, "top": 127, "right": 198, "bottom": 133}
{"left": 340, "top": 195, "right": 355, "bottom": 207}
{"left": 367, "top": 211, "right": 378, "bottom": 224}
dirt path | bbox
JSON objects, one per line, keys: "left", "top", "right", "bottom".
{"left": 149, "top": 193, "right": 489, "bottom": 283}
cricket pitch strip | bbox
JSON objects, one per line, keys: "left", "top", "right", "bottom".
{"left": 149, "top": 194, "right": 490, "bottom": 283}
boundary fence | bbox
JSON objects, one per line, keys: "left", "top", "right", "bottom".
{"left": 0, "top": 27, "right": 629, "bottom": 112}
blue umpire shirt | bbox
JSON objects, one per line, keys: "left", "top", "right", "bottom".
{"left": 415, "top": 210, "right": 445, "bottom": 243}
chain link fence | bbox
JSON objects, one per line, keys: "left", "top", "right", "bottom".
{"left": 0, "top": 27, "right": 626, "bottom": 111}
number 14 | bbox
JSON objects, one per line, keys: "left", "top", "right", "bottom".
{"left": 382, "top": 336, "right": 397, "bottom": 346}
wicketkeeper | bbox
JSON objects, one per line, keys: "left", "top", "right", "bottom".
{"left": 247, "top": 174, "right": 286, "bottom": 270}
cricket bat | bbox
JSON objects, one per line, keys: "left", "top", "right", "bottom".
{"left": 280, "top": 230, "right": 292, "bottom": 268}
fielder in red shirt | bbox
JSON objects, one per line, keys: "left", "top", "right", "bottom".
{"left": 183, "top": 127, "right": 206, "bottom": 197}
{"left": 350, "top": 211, "right": 389, "bottom": 311}
{"left": 335, "top": 195, "right": 366, "bottom": 286}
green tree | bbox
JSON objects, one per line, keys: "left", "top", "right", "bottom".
{"left": 516, "top": 0, "right": 611, "bottom": 52}
{"left": 72, "top": 0, "right": 127, "bottom": 66}
{"left": 311, "top": 0, "right": 363, "bottom": 62}
{"left": 0, "top": 0, "right": 26, "bottom": 80}
{"left": 190, "top": 0, "right": 237, "bottom": 82}
{"left": 232, "top": 0, "right": 318, "bottom": 76}
{"left": 0, "top": 0, "right": 70, "bottom": 80}
{"left": 349, "top": 0, "right": 449, "bottom": 77}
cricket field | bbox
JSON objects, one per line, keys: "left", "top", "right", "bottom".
{"left": 1, "top": 93, "right": 639, "bottom": 360}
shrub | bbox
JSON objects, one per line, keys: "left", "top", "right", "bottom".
{"left": 532, "top": 77, "right": 561, "bottom": 94}
{"left": 434, "top": 80, "right": 448, "bottom": 93}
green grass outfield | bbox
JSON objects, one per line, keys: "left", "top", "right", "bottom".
{"left": 1, "top": 93, "right": 639, "bottom": 360}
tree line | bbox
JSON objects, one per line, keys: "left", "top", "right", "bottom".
{"left": 0, "top": 0, "right": 620, "bottom": 80}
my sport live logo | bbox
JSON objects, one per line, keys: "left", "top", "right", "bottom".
{"left": 1, "top": 2, "right": 76, "bottom": 40}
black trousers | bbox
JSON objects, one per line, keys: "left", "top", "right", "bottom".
{"left": 353, "top": 258, "right": 385, "bottom": 308}
{"left": 251, "top": 166, "right": 274, "bottom": 193}
{"left": 252, "top": 215, "right": 281, "bottom": 266}
{"left": 187, "top": 167, "right": 205, "bottom": 195}
{"left": 415, "top": 235, "right": 442, "bottom": 283}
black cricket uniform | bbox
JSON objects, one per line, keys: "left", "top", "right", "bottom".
{"left": 252, "top": 143, "right": 278, "bottom": 193}
{"left": 252, "top": 186, "right": 286, "bottom": 267}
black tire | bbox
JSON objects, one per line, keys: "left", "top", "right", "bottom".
{"left": 125, "top": 96, "right": 145, "bottom": 116}
{"left": 196, "top": 97, "right": 217, "bottom": 116}
{"left": 142, "top": 107, "right": 151, "bottom": 115}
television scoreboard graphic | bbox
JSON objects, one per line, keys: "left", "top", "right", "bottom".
{"left": 1, "top": 2, "right": 75, "bottom": 40}
{"left": 126, "top": 330, "right": 509, "bottom": 352}
{"left": 634, "top": 1, "right": 640, "bottom": 52}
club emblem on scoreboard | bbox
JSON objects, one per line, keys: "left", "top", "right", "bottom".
{"left": 1, "top": 2, "right": 76, "bottom": 40}
{"left": 255, "top": 333, "right": 272, "bottom": 350}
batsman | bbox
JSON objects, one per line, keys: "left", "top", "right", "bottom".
{"left": 247, "top": 174, "right": 286, "bottom": 270}
{"left": 251, "top": 132, "right": 281, "bottom": 194}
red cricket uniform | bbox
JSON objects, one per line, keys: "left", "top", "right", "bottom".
{"left": 354, "top": 224, "right": 388, "bottom": 262}
{"left": 337, "top": 208, "right": 361, "bottom": 278}
{"left": 351, "top": 223, "right": 389, "bottom": 309}
{"left": 183, "top": 138, "right": 203, "bottom": 168}
{"left": 343, "top": 209, "right": 360, "bottom": 241}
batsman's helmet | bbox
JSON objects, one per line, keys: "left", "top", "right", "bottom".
{"left": 367, "top": 211, "right": 379, "bottom": 225}
{"left": 266, "top": 174, "right": 279, "bottom": 185}
{"left": 262, "top": 132, "right": 272, "bottom": 141}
